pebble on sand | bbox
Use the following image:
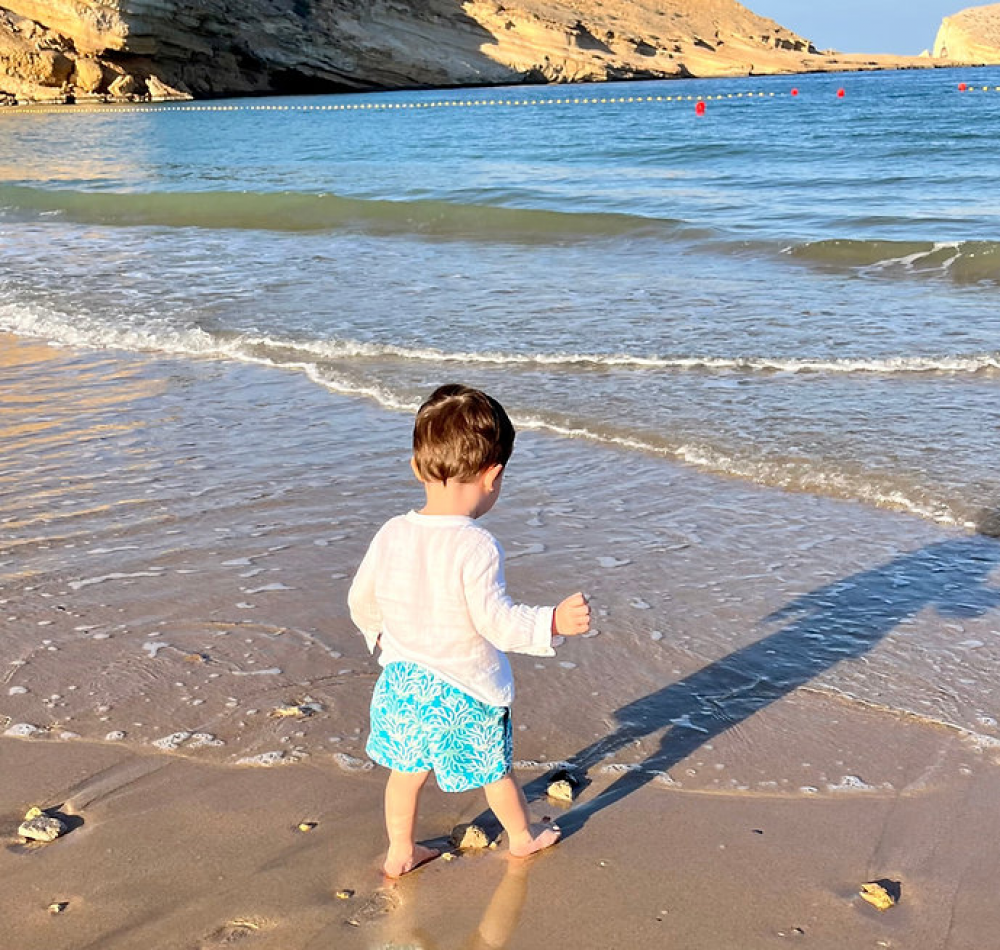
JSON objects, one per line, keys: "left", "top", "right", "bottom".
{"left": 546, "top": 769, "right": 581, "bottom": 803}
{"left": 547, "top": 779, "right": 575, "bottom": 803}
{"left": 18, "top": 807, "right": 68, "bottom": 843}
{"left": 269, "top": 701, "right": 321, "bottom": 719}
{"left": 859, "top": 880, "right": 900, "bottom": 911}
{"left": 450, "top": 822, "right": 490, "bottom": 850}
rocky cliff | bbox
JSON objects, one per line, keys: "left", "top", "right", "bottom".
{"left": 0, "top": 0, "right": 943, "bottom": 105}
{"left": 934, "top": 3, "right": 1000, "bottom": 63}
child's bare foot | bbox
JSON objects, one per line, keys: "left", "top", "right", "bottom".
{"left": 508, "top": 823, "right": 561, "bottom": 859}
{"left": 383, "top": 843, "right": 440, "bottom": 879}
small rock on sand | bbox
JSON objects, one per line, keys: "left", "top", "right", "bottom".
{"left": 450, "top": 822, "right": 490, "bottom": 850}
{"left": 19, "top": 807, "right": 68, "bottom": 843}
{"left": 546, "top": 769, "right": 581, "bottom": 803}
{"left": 269, "top": 701, "right": 321, "bottom": 719}
{"left": 5, "top": 723, "right": 42, "bottom": 738}
{"left": 859, "top": 880, "right": 900, "bottom": 911}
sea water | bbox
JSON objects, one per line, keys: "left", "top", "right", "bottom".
{"left": 2, "top": 68, "right": 1000, "bottom": 792}
{"left": 3, "top": 67, "right": 1000, "bottom": 525}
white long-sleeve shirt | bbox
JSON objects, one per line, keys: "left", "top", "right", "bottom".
{"left": 348, "top": 511, "right": 555, "bottom": 707}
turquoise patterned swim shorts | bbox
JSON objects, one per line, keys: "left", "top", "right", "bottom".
{"left": 366, "top": 661, "right": 512, "bottom": 792}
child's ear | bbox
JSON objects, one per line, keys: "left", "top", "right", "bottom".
{"left": 410, "top": 457, "right": 425, "bottom": 483}
{"left": 483, "top": 463, "right": 504, "bottom": 492}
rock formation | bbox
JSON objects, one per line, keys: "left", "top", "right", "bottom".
{"left": 934, "top": 3, "right": 1000, "bottom": 63}
{"left": 0, "top": 0, "right": 950, "bottom": 105}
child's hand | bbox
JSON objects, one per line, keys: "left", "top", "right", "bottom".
{"left": 554, "top": 592, "right": 591, "bottom": 637}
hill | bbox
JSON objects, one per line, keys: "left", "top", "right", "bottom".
{"left": 0, "top": 0, "right": 948, "bottom": 104}
{"left": 934, "top": 3, "right": 1000, "bottom": 63}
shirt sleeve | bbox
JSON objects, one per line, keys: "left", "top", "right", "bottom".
{"left": 462, "top": 533, "right": 555, "bottom": 657}
{"left": 347, "top": 533, "right": 383, "bottom": 654}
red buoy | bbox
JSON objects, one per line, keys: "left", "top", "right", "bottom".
{"left": 695, "top": 100, "right": 706, "bottom": 115}
{"left": 791, "top": 88, "right": 799, "bottom": 96}
{"left": 958, "top": 82, "right": 968, "bottom": 91}
{"left": 836, "top": 88, "right": 845, "bottom": 98}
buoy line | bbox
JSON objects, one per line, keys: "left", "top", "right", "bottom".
{"left": 2, "top": 90, "right": 784, "bottom": 116}
{"left": 3, "top": 82, "right": 996, "bottom": 116}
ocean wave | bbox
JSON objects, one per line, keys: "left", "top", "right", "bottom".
{"left": 7, "top": 304, "right": 996, "bottom": 378}
{"left": 234, "top": 334, "right": 1000, "bottom": 376}
{"left": 221, "top": 349, "right": 968, "bottom": 526}
{"left": 0, "top": 301, "right": 422, "bottom": 412}
{"left": 798, "top": 685, "right": 1000, "bottom": 759}
{"left": 0, "top": 184, "right": 688, "bottom": 242}
{"left": 0, "top": 300, "right": 221, "bottom": 357}
{"left": 506, "top": 415, "right": 964, "bottom": 528}
{"left": 785, "top": 238, "right": 1000, "bottom": 283}
{"left": 4, "top": 184, "right": 998, "bottom": 285}
{"left": 0, "top": 301, "right": 973, "bottom": 528}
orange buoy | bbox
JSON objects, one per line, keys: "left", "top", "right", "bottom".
{"left": 836, "top": 88, "right": 845, "bottom": 98}
{"left": 958, "top": 82, "right": 968, "bottom": 91}
{"left": 695, "top": 100, "right": 706, "bottom": 115}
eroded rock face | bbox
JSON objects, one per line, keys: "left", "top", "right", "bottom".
{"left": 0, "top": 4, "right": 182, "bottom": 102}
{"left": 71, "top": 56, "right": 104, "bottom": 92}
{"left": 3, "top": 1, "right": 129, "bottom": 53}
{"left": 0, "top": 0, "right": 949, "bottom": 105}
{"left": 934, "top": 3, "right": 1000, "bottom": 63}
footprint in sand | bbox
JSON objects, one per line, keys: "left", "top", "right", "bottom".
{"left": 347, "top": 887, "right": 401, "bottom": 927}
{"left": 201, "top": 917, "right": 271, "bottom": 946}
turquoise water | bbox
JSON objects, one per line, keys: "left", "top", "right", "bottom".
{"left": 2, "top": 67, "right": 999, "bottom": 526}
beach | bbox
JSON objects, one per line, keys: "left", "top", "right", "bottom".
{"left": 4, "top": 334, "right": 1000, "bottom": 947}
{"left": 3, "top": 67, "right": 1000, "bottom": 947}
{"left": 7, "top": 731, "right": 1000, "bottom": 949}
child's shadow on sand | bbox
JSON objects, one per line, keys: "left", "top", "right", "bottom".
{"left": 525, "top": 512, "right": 1000, "bottom": 833}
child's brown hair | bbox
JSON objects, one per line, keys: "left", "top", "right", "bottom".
{"left": 412, "top": 384, "right": 515, "bottom": 484}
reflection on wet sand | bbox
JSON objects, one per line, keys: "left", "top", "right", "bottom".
{"left": 0, "top": 333, "right": 166, "bottom": 544}
{"left": 374, "top": 858, "right": 531, "bottom": 950}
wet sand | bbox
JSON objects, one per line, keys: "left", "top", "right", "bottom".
{"left": 5, "top": 731, "right": 1000, "bottom": 949}
{"left": 4, "top": 332, "right": 1000, "bottom": 947}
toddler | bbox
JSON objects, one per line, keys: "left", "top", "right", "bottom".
{"left": 348, "top": 383, "right": 590, "bottom": 877}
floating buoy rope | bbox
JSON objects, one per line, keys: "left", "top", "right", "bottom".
{"left": 2, "top": 83, "right": 993, "bottom": 117}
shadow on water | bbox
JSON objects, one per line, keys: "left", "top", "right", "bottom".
{"left": 524, "top": 512, "right": 1000, "bottom": 834}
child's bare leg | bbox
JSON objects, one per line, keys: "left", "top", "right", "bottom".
{"left": 483, "top": 773, "right": 561, "bottom": 857}
{"left": 383, "top": 768, "right": 439, "bottom": 877}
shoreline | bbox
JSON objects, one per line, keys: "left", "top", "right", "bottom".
{"left": 4, "top": 331, "right": 1000, "bottom": 763}
{"left": 4, "top": 333, "right": 1000, "bottom": 946}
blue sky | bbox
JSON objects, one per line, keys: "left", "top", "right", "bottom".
{"left": 748, "top": 1, "right": 963, "bottom": 55}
